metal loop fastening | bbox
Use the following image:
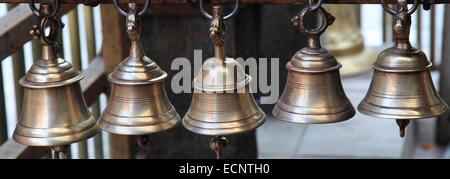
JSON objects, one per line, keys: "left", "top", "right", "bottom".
{"left": 40, "top": 15, "right": 61, "bottom": 46}
{"left": 114, "top": 0, "right": 150, "bottom": 16}
{"left": 297, "top": 6, "right": 334, "bottom": 36}
{"left": 308, "top": 0, "right": 323, "bottom": 11}
{"left": 29, "top": 0, "right": 60, "bottom": 17}
{"left": 381, "top": 0, "right": 419, "bottom": 16}
{"left": 199, "top": 0, "right": 239, "bottom": 20}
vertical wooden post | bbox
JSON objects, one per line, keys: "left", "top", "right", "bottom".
{"left": 84, "top": 5, "right": 103, "bottom": 159}
{"left": 0, "top": 64, "right": 7, "bottom": 145}
{"left": 7, "top": 4, "right": 26, "bottom": 124}
{"left": 31, "top": 41, "right": 42, "bottom": 63}
{"left": 436, "top": 5, "right": 450, "bottom": 146}
{"left": 430, "top": 6, "right": 436, "bottom": 69}
{"left": 416, "top": 5, "right": 422, "bottom": 49}
{"left": 100, "top": 4, "right": 134, "bottom": 159}
{"left": 68, "top": 8, "right": 89, "bottom": 159}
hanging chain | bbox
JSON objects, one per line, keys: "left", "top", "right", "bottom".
{"left": 29, "top": 0, "right": 64, "bottom": 55}
{"left": 381, "top": 0, "right": 419, "bottom": 49}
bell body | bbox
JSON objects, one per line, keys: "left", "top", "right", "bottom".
{"left": 358, "top": 47, "right": 448, "bottom": 119}
{"left": 98, "top": 42, "right": 181, "bottom": 135}
{"left": 325, "top": 5, "right": 377, "bottom": 77}
{"left": 13, "top": 45, "right": 98, "bottom": 146}
{"left": 182, "top": 58, "right": 266, "bottom": 136}
{"left": 273, "top": 47, "right": 355, "bottom": 124}
{"left": 100, "top": 80, "right": 180, "bottom": 135}
{"left": 14, "top": 83, "right": 97, "bottom": 146}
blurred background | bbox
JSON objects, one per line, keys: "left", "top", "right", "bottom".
{"left": 0, "top": 3, "right": 449, "bottom": 159}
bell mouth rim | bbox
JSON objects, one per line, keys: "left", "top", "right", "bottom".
{"left": 12, "top": 115, "right": 99, "bottom": 146}
{"left": 357, "top": 101, "right": 449, "bottom": 120}
{"left": 98, "top": 115, "right": 181, "bottom": 135}
{"left": 19, "top": 72, "right": 84, "bottom": 89}
{"left": 372, "top": 62, "right": 432, "bottom": 73}
{"left": 181, "top": 110, "right": 266, "bottom": 136}
{"left": 108, "top": 71, "right": 167, "bottom": 85}
{"left": 272, "top": 103, "right": 356, "bottom": 124}
{"left": 286, "top": 61, "right": 342, "bottom": 73}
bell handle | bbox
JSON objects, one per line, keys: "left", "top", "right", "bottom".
{"left": 381, "top": 0, "right": 418, "bottom": 16}
{"left": 199, "top": 0, "right": 239, "bottom": 20}
{"left": 292, "top": 2, "right": 334, "bottom": 49}
{"left": 113, "top": 0, "right": 149, "bottom": 17}
{"left": 29, "top": 0, "right": 60, "bottom": 17}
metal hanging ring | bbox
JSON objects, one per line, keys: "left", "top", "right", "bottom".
{"left": 40, "top": 15, "right": 60, "bottom": 45}
{"left": 298, "top": 6, "right": 330, "bottom": 36}
{"left": 114, "top": 0, "right": 150, "bottom": 16}
{"left": 308, "top": 0, "right": 323, "bottom": 11}
{"left": 29, "top": 0, "right": 60, "bottom": 17}
{"left": 381, "top": 0, "right": 419, "bottom": 16}
{"left": 199, "top": 0, "right": 239, "bottom": 20}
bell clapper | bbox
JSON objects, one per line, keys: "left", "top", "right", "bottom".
{"left": 210, "top": 136, "right": 228, "bottom": 159}
{"left": 396, "top": 119, "right": 410, "bottom": 138}
{"left": 52, "top": 145, "right": 69, "bottom": 159}
{"left": 137, "top": 135, "right": 150, "bottom": 150}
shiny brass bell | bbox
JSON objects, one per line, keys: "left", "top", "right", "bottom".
{"left": 13, "top": 3, "right": 99, "bottom": 146}
{"left": 99, "top": 2, "right": 180, "bottom": 135}
{"left": 358, "top": 0, "right": 448, "bottom": 137}
{"left": 182, "top": 5, "right": 266, "bottom": 136}
{"left": 273, "top": 5, "right": 355, "bottom": 123}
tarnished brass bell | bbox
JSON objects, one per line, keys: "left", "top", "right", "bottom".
{"left": 358, "top": 0, "right": 448, "bottom": 137}
{"left": 182, "top": 5, "right": 266, "bottom": 136}
{"left": 13, "top": 3, "right": 99, "bottom": 146}
{"left": 273, "top": 4, "right": 355, "bottom": 124}
{"left": 99, "top": 2, "right": 180, "bottom": 135}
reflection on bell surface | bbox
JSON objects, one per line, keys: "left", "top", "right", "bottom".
{"left": 13, "top": 45, "right": 99, "bottom": 147}
{"left": 99, "top": 3, "right": 180, "bottom": 135}
{"left": 273, "top": 6, "right": 355, "bottom": 124}
{"left": 182, "top": 6, "right": 266, "bottom": 136}
{"left": 358, "top": 0, "right": 448, "bottom": 137}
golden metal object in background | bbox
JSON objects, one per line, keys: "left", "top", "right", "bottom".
{"left": 325, "top": 5, "right": 378, "bottom": 77}
{"left": 358, "top": 0, "right": 448, "bottom": 137}
{"left": 13, "top": 2, "right": 99, "bottom": 147}
{"left": 273, "top": 2, "right": 355, "bottom": 124}
{"left": 183, "top": 4, "right": 266, "bottom": 136}
{"left": 99, "top": 1, "right": 180, "bottom": 135}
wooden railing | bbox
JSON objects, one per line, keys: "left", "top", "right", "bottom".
{"left": 0, "top": 1, "right": 448, "bottom": 159}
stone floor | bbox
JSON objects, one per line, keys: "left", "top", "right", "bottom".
{"left": 256, "top": 70, "right": 450, "bottom": 159}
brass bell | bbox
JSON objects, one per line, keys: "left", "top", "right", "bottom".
{"left": 182, "top": 5, "right": 266, "bottom": 136}
{"left": 98, "top": 2, "right": 180, "bottom": 135}
{"left": 324, "top": 5, "right": 378, "bottom": 77}
{"left": 13, "top": 3, "right": 99, "bottom": 146}
{"left": 273, "top": 5, "right": 355, "bottom": 124}
{"left": 358, "top": 0, "right": 448, "bottom": 137}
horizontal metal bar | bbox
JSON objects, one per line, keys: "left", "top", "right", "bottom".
{"left": 0, "top": 0, "right": 447, "bottom": 5}
{"left": 0, "top": 56, "right": 107, "bottom": 159}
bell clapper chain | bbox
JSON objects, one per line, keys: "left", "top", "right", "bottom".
{"left": 382, "top": 0, "right": 418, "bottom": 138}
{"left": 200, "top": 0, "right": 239, "bottom": 159}
{"left": 210, "top": 136, "right": 228, "bottom": 159}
